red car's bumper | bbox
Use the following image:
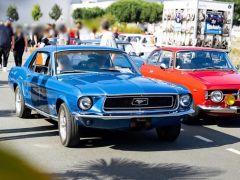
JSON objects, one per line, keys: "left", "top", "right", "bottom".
{"left": 198, "top": 105, "right": 240, "bottom": 116}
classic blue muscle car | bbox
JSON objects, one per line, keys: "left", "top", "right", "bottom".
{"left": 8, "top": 45, "right": 193, "bottom": 147}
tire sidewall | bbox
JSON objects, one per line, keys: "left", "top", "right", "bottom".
{"left": 15, "top": 87, "right": 24, "bottom": 117}
{"left": 58, "top": 104, "right": 71, "bottom": 146}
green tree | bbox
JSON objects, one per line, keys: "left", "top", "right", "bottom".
{"left": 49, "top": 4, "right": 62, "bottom": 21}
{"left": 140, "top": 2, "right": 163, "bottom": 23}
{"left": 72, "top": 7, "right": 105, "bottom": 22}
{"left": 32, "top": 4, "right": 43, "bottom": 21}
{"left": 72, "top": 8, "right": 83, "bottom": 22}
{"left": 6, "top": 5, "right": 19, "bottom": 21}
{"left": 107, "top": 0, "right": 142, "bottom": 23}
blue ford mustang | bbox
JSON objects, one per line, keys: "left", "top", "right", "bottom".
{"left": 8, "top": 45, "right": 193, "bottom": 147}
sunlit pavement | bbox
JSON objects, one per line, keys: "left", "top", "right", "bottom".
{"left": 0, "top": 53, "right": 240, "bottom": 179}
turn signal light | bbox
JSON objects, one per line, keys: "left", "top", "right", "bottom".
{"left": 224, "top": 95, "right": 236, "bottom": 106}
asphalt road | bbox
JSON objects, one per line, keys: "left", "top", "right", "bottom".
{"left": 0, "top": 53, "right": 240, "bottom": 180}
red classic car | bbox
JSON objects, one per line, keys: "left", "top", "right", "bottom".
{"left": 141, "top": 46, "right": 240, "bottom": 123}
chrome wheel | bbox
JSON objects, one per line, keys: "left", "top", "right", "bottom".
{"left": 15, "top": 88, "right": 22, "bottom": 115}
{"left": 59, "top": 109, "right": 67, "bottom": 142}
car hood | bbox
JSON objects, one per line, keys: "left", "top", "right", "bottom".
{"left": 58, "top": 73, "right": 187, "bottom": 95}
{"left": 185, "top": 70, "right": 240, "bottom": 87}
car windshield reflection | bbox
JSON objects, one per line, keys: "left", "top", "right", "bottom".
{"left": 55, "top": 51, "right": 138, "bottom": 75}
{"left": 176, "top": 51, "right": 234, "bottom": 70}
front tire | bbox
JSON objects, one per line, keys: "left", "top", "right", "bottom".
{"left": 58, "top": 103, "right": 80, "bottom": 147}
{"left": 156, "top": 124, "right": 181, "bottom": 142}
{"left": 15, "top": 87, "right": 31, "bottom": 118}
{"left": 182, "top": 104, "right": 201, "bottom": 125}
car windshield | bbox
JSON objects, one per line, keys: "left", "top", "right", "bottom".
{"left": 176, "top": 51, "right": 234, "bottom": 70}
{"left": 55, "top": 50, "right": 138, "bottom": 75}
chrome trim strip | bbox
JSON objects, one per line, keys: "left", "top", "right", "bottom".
{"left": 25, "top": 103, "right": 58, "bottom": 120}
{"left": 74, "top": 109, "right": 194, "bottom": 120}
{"left": 103, "top": 94, "right": 179, "bottom": 113}
{"left": 198, "top": 105, "right": 240, "bottom": 114}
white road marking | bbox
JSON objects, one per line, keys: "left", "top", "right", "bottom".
{"left": 227, "top": 148, "right": 240, "bottom": 155}
{"left": 34, "top": 144, "right": 50, "bottom": 148}
{"left": 181, "top": 128, "right": 184, "bottom": 131}
{"left": 194, "top": 135, "right": 213, "bottom": 142}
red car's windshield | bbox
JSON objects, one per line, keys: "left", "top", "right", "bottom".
{"left": 176, "top": 51, "right": 234, "bottom": 70}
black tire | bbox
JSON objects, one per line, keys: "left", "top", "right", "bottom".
{"left": 58, "top": 103, "right": 80, "bottom": 147}
{"left": 182, "top": 104, "right": 201, "bottom": 125}
{"left": 15, "top": 86, "right": 31, "bottom": 118}
{"left": 156, "top": 124, "right": 181, "bottom": 142}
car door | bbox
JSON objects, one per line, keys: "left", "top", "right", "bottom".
{"left": 141, "top": 50, "right": 174, "bottom": 82}
{"left": 26, "top": 51, "right": 51, "bottom": 112}
{"left": 140, "top": 50, "right": 161, "bottom": 77}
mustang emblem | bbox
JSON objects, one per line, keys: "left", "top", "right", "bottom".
{"left": 132, "top": 98, "right": 148, "bottom": 106}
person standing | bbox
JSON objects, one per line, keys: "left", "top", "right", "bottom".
{"left": 13, "top": 26, "right": 28, "bottom": 66}
{"left": 100, "top": 20, "right": 117, "bottom": 48}
{"left": 0, "top": 18, "right": 14, "bottom": 71}
{"left": 58, "top": 24, "right": 70, "bottom": 45}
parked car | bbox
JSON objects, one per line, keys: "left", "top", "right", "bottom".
{"left": 80, "top": 39, "right": 145, "bottom": 68}
{"left": 119, "top": 34, "right": 156, "bottom": 58}
{"left": 141, "top": 46, "right": 240, "bottom": 123}
{"left": 9, "top": 45, "right": 193, "bottom": 147}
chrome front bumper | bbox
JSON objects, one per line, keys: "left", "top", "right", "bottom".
{"left": 199, "top": 105, "right": 240, "bottom": 114}
{"left": 73, "top": 109, "right": 194, "bottom": 120}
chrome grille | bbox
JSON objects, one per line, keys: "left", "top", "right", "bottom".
{"left": 104, "top": 94, "right": 178, "bottom": 111}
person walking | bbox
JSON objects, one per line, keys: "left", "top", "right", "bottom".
{"left": 13, "top": 26, "right": 28, "bottom": 66}
{"left": 0, "top": 18, "right": 14, "bottom": 71}
{"left": 100, "top": 20, "right": 117, "bottom": 48}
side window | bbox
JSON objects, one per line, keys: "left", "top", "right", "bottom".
{"left": 147, "top": 51, "right": 160, "bottom": 65}
{"left": 29, "top": 52, "right": 51, "bottom": 75}
{"left": 157, "top": 51, "right": 173, "bottom": 68}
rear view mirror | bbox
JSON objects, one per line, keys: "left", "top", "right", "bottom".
{"left": 139, "top": 52, "right": 144, "bottom": 57}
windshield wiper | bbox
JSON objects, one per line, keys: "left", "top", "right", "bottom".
{"left": 193, "top": 67, "right": 231, "bottom": 71}
{"left": 60, "top": 70, "right": 88, "bottom": 74}
{"left": 99, "top": 68, "right": 121, "bottom": 72}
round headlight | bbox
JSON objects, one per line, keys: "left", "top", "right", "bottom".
{"left": 78, "top": 96, "right": 92, "bottom": 110}
{"left": 210, "top": 91, "right": 223, "bottom": 103}
{"left": 180, "top": 94, "right": 192, "bottom": 107}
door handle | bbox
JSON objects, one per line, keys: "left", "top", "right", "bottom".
{"left": 149, "top": 70, "right": 154, "bottom": 73}
{"left": 26, "top": 74, "right": 31, "bottom": 77}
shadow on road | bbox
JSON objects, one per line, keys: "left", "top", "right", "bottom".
{"left": 0, "top": 80, "right": 8, "bottom": 86}
{"left": 53, "top": 158, "right": 224, "bottom": 179}
{"left": 0, "top": 122, "right": 239, "bottom": 151}
{"left": 0, "top": 109, "right": 15, "bottom": 117}
{"left": 184, "top": 117, "right": 240, "bottom": 128}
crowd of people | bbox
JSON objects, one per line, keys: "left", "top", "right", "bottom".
{"left": 0, "top": 17, "right": 119, "bottom": 72}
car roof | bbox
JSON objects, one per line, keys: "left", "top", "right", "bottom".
{"left": 156, "top": 46, "right": 226, "bottom": 52}
{"left": 81, "top": 39, "right": 131, "bottom": 45}
{"left": 37, "top": 45, "right": 123, "bottom": 53}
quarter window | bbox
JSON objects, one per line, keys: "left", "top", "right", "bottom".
{"left": 29, "top": 52, "right": 51, "bottom": 75}
{"left": 147, "top": 51, "right": 160, "bottom": 65}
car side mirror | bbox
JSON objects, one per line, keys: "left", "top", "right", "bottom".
{"left": 235, "top": 65, "right": 240, "bottom": 70}
{"left": 139, "top": 52, "right": 144, "bottom": 57}
{"left": 160, "top": 63, "right": 167, "bottom": 70}
{"left": 129, "top": 52, "right": 137, "bottom": 56}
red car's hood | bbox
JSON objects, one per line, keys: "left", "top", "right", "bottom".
{"left": 185, "top": 70, "right": 240, "bottom": 88}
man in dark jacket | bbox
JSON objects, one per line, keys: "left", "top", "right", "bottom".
{"left": 0, "top": 18, "right": 15, "bottom": 72}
